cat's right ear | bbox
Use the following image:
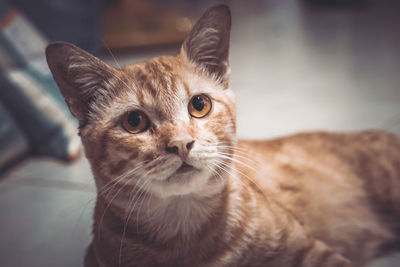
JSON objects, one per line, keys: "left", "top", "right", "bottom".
{"left": 46, "top": 42, "right": 116, "bottom": 122}
{"left": 181, "top": 5, "right": 231, "bottom": 86}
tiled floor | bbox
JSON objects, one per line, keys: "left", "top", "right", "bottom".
{"left": 0, "top": 157, "right": 94, "bottom": 267}
{"left": 1, "top": 0, "right": 400, "bottom": 266}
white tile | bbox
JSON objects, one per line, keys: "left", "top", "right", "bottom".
{"left": 3, "top": 156, "right": 95, "bottom": 192}
{"left": 0, "top": 183, "right": 95, "bottom": 267}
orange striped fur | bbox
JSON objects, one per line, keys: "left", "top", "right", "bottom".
{"left": 46, "top": 5, "right": 400, "bottom": 267}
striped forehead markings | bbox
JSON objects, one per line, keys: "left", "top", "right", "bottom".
{"left": 128, "top": 62, "right": 184, "bottom": 118}
{"left": 160, "top": 61, "right": 172, "bottom": 72}
{"left": 138, "top": 66, "right": 158, "bottom": 97}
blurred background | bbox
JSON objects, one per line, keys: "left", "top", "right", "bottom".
{"left": 0, "top": 0, "right": 399, "bottom": 266}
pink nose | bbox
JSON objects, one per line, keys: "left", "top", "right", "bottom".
{"left": 166, "top": 137, "right": 195, "bottom": 158}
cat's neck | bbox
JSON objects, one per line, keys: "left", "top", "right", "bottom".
{"left": 90, "top": 170, "right": 294, "bottom": 266}
{"left": 93, "top": 173, "right": 233, "bottom": 242}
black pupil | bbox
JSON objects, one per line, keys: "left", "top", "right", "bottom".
{"left": 192, "top": 96, "right": 205, "bottom": 111}
{"left": 127, "top": 112, "right": 142, "bottom": 127}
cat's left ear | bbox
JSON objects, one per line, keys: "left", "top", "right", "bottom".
{"left": 46, "top": 42, "right": 117, "bottom": 123}
{"left": 181, "top": 5, "right": 231, "bottom": 86}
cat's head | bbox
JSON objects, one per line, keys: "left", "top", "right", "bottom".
{"left": 46, "top": 5, "right": 235, "bottom": 198}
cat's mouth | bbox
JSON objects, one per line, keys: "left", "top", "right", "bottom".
{"left": 166, "top": 163, "right": 200, "bottom": 181}
{"left": 177, "top": 163, "right": 196, "bottom": 173}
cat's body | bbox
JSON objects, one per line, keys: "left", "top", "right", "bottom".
{"left": 46, "top": 5, "right": 400, "bottom": 267}
{"left": 84, "top": 131, "right": 400, "bottom": 267}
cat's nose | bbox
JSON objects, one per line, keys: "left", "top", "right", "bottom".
{"left": 166, "top": 137, "right": 195, "bottom": 158}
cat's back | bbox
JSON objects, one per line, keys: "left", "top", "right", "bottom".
{"left": 238, "top": 130, "right": 400, "bottom": 205}
{"left": 240, "top": 130, "right": 400, "bottom": 159}
{"left": 236, "top": 130, "right": 400, "bottom": 264}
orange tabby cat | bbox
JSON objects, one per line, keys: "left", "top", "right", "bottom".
{"left": 46, "top": 5, "right": 400, "bottom": 267}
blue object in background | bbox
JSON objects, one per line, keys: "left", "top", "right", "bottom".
{"left": 0, "top": 4, "right": 82, "bottom": 170}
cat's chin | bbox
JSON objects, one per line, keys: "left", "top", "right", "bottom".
{"left": 147, "top": 168, "right": 225, "bottom": 198}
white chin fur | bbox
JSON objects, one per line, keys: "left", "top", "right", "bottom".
{"left": 147, "top": 168, "right": 224, "bottom": 198}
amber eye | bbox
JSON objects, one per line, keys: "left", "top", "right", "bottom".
{"left": 122, "top": 110, "right": 149, "bottom": 134}
{"left": 188, "top": 94, "right": 212, "bottom": 118}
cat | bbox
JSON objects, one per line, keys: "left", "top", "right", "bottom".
{"left": 45, "top": 4, "right": 400, "bottom": 267}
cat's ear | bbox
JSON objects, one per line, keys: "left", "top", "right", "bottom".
{"left": 46, "top": 42, "right": 117, "bottom": 122}
{"left": 181, "top": 4, "right": 231, "bottom": 86}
